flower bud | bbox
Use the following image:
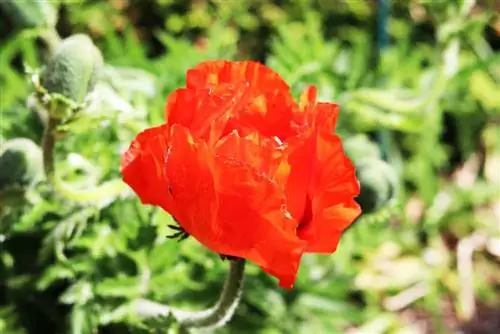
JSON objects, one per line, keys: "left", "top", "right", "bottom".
{"left": 343, "top": 134, "right": 382, "bottom": 162}
{"left": 355, "top": 159, "right": 398, "bottom": 213}
{"left": 41, "top": 34, "right": 103, "bottom": 107}
{"left": 0, "top": 138, "right": 44, "bottom": 192}
{"left": 0, "top": 0, "right": 57, "bottom": 30}
{"left": 343, "top": 134, "right": 399, "bottom": 212}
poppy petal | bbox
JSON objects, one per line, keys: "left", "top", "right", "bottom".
{"left": 236, "top": 90, "right": 299, "bottom": 140}
{"left": 283, "top": 135, "right": 314, "bottom": 222}
{"left": 301, "top": 121, "right": 361, "bottom": 252}
{"left": 120, "top": 124, "right": 173, "bottom": 212}
{"left": 286, "top": 101, "right": 361, "bottom": 252}
{"left": 186, "top": 61, "right": 299, "bottom": 140}
{"left": 186, "top": 60, "right": 289, "bottom": 95}
{"left": 163, "top": 125, "right": 218, "bottom": 242}
{"left": 163, "top": 126, "right": 305, "bottom": 287}
{"left": 212, "top": 131, "right": 306, "bottom": 287}
{"left": 164, "top": 84, "right": 248, "bottom": 143}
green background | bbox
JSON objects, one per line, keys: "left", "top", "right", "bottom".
{"left": 1, "top": 0, "right": 499, "bottom": 333}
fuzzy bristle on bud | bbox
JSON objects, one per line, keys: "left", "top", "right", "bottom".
{"left": 41, "top": 34, "right": 103, "bottom": 105}
{"left": 344, "top": 135, "right": 399, "bottom": 213}
{"left": 0, "top": 138, "right": 44, "bottom": 192}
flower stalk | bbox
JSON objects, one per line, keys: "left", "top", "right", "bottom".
{"left": 36, "top": 33, "right": 129, "bottom": 205}
{"left": 42, "top": 116, "right": 58, "bottom": 181}
{"left": 40, "top": 114, "right": 129, "bottom": 205}
{"left": 134, "top": 259, "right": 245, "bottom": 331}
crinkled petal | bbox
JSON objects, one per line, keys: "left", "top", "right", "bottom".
{"left": 163, "top": 127, "right": 306, "bottom": 287}
{"left": 297, "top": 85, "right": 318, "bottom": 126}
{"left": 163, "top": 125, "right": 218, "bottom": 241}
{"left": 234, "top": 91, "right": 298, "bottom": 139}
{"left": 283, "top": 134, "right": 314, "bottom": 221}
{"left": 120, "top": 124, "right": 173, "bottom": 212}
{"left": 215, "top": 191, "right": 305, "bottom": 288}
{"left": 186, "top": 60, "right": 289, "bottom": 94}
{"left": 285, "top": 99, "right": 361, "bottom": 253}
{"left": 186, "top": 60, "right": 299, "bottom": 140}
{"left": 212, "top": 131, "right": 306, "bottom": 287}
{"left": 300, "top": 145, "right": 361, "bottom": 252}
{"left": 164, "top": 84, "right": 248, "bottom": 144}
{"left": 215, "top": 131, "right": 286, "bottom": 181}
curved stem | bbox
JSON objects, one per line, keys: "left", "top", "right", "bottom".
{"left": 52, "top": 176, "right": 128, "bottom": 205}
{"left": 41, "top": 115, "right": 129, "bottom": 205}
{"left": 135, "top": 259, "right": 246, "bottom": 331}
{"left": 41, "top": 28, "right": 62, "bottom": 55}
{"left": 38, "top": 27, "right": 129, "bottom": 205}
{"left": 181, "top": 259, "right": 245, "bottom": 329}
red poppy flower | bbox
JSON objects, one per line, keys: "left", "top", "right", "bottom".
{"left": 121, "top": 60, "right": 361, "bottom": 288}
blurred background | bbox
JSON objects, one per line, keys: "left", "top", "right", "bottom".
{"left": 0, "top": 0, "right": 499, "bottom": 333}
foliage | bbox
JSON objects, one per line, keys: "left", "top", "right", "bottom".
{"left": 1, "top": 0, "right": 499, "bottom": 333}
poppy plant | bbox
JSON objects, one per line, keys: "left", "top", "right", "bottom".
{"left": 121, "top": 60, "right": 361, "bottom": 288}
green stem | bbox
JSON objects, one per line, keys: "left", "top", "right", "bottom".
{"left": 52, "top": 176, "right": 128, "bottom": 205}
{"left": 42, "top": 116, "right": 58, "bottom": 180}
{"left": 135, "top": 259, "right": 246, "bottom": 330}
{"left": 41, "top": 28, "right": 62, "bottom": 55}
{"left": 41, "top": 116, "right": 128, "bottom": 205}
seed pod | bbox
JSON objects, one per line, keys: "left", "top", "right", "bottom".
{"left": 343, "top": 134, "right": 382, "bottom": 162}
{"left": 355, "top": 158, "right": 399, "bottom": 213}
{"left": 41, "top": 34, "right": 104, "bottom": 105}
{"left": 0, "top": 138, "right": 44, "bottom": 192}
{"left": 0, "top": 0, "right": 57, "bottom": 30}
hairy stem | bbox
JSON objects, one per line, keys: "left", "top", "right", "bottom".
{"left": 135, "top": 259, "right": 245, "bottom": 331}
{"left": 41, "top": 115, "right": 128, "bottom": 205}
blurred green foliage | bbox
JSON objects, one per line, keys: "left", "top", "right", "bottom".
{"left": 1, "top": 0, "right": 499, "bottom": 333}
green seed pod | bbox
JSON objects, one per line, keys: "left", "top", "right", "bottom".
{"left": 0, "top": 0, "right": 57, "bottom": 30}
{"left": 355, "top": 159, "right": 398, "bottom": 213}
{"left": 343, "top": 135, "right": 398, "bottom": 212}
{"left": 343, "top": 134, "right": 382, "bottom": 162}
{"left": 0, "top": 138, "right": 44, "bottom": 192}
{"left": 41, "top": 34, "right": 104, "bottom": 105}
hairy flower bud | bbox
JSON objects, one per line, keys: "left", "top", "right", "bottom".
{"left": 355, "top": 159, "right": 397, "bottom": 213}
{"left": 0, "top": 138, "right": 44, "bottom": 192}
{"left": 344, "top": 135, "right": 398, "bottom": 212}
{"left": 343, "top": 134, "right": 381, "bottom": 161}
{"left": 41, "top": 34, "right": 103, "bottom": 109}
{"left": 0, "top": 0, "right": 57, "bottom": 30}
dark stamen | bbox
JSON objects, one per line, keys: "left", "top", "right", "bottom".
{"left": 166, "top": 221, "right": 189, "bottom": 242}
